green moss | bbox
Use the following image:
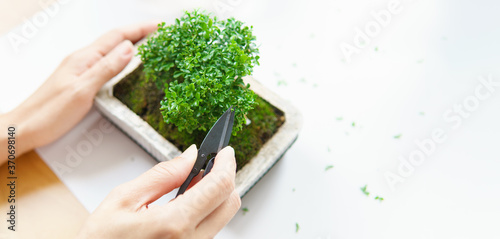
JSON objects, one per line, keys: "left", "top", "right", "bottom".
{"left": 114, "top": 65, "right": 284, "bottom": 170}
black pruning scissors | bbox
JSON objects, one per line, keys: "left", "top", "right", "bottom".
{"left": 176, "top": 106, "right": 235, "bottom": 197}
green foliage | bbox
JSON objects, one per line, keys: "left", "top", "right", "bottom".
{"left": 138, "top": 10, "right": 260, "bottom": 134}
{"left": 113, "top": 66, "right": 285, "bottom": 170}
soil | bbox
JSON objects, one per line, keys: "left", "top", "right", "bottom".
{"left": 113, "top": 64, "right": 285, "bottom": 171}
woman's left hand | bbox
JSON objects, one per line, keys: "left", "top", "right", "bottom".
{"left": 0, "top": 22, "right": 157, "bottom": 162}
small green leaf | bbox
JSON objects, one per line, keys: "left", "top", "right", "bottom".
{"left": 295, "top": 223, "right": 300, "bottom": 233}
{"left": 394, "top": 134, "right": 402, "bottom": 139}
{"left": 173, "top": 71, "right": 183, "bottom": 78}
{"left": 325, "top": 165, "right": 334, "bottom": 171}
{"left": 242, "top": 207, "right": 249, "bottom": 215}
{"left": 361, "top": 185, "right": 370, "bottom": 196}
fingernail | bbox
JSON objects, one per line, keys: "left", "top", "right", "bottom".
{"left": 180, "top": 144, "right": 197, "bottom": 160}
{"left": 221, "top": 146, "right": 235, "bottom": 157}
{"left": 118, "top": 40, "right": 133, "bottom": 57}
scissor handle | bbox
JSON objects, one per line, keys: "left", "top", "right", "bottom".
{"left": 176, "top": 156, "right": 216, "bottom": 197}
{"left": 176, "top": 171, "right": 197, "bottom": 197}
{"left": 202, "top": 157, "right": 215, "bottom": 177}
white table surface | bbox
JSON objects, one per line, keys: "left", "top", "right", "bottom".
{"left": 1, "top": 0, "right": 500, "bottom": 238}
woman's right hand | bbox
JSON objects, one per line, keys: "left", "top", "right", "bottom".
{"left": 76, "top": 145, "right": 241, "bottom": 239}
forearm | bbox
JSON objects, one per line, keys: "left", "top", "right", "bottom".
{"left": 0, "top": 109, "right": 34, "bottom": 165}
{"left": 0, "top": 113, "right": 13, "bottom": 165}
{"left": 0, "top": 126, "right": 7, "bottom": 165}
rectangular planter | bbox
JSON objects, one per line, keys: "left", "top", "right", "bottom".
{"left": 94, "top": 43, "right": 302, "bottom": 197}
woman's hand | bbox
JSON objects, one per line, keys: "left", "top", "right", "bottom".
{"left": 0, "top": 22, "right": 157, "bottom": 163}
{"left": 76, "top": 145, "right": 241, "bottom": 239}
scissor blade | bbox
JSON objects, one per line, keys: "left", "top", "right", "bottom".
{"left": 199, "top": 107, "right": 235, "bottom": 156}
{"left": 175, "top": 107, "right": 235, "bottom": 197}
{"left": 221, "top": 110, "right": 235, "bottom": 150}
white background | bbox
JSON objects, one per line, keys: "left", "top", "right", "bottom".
{"left": 1, "top": 0, "right": 500, "bottom": 238}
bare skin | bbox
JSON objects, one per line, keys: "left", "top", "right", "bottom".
{"left": 0, "top": 22, "right": 241, "bottom": 238}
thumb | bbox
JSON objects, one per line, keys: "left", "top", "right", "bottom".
{"left": 82, "top": 40, "right": 134, "bottom": 90}
{"left": 111, "top": 145, "right": 198, "bottom": 209}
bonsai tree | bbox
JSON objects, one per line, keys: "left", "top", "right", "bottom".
{"left": 138, "top": 10, "right": 260, "bottom": 134}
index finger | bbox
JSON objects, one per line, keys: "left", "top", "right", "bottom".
{"left": 165, "top": 146, "right": 237, "bottom": 225}
{"left": 87, "top": 21, "right": 158, "bottom": 56}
